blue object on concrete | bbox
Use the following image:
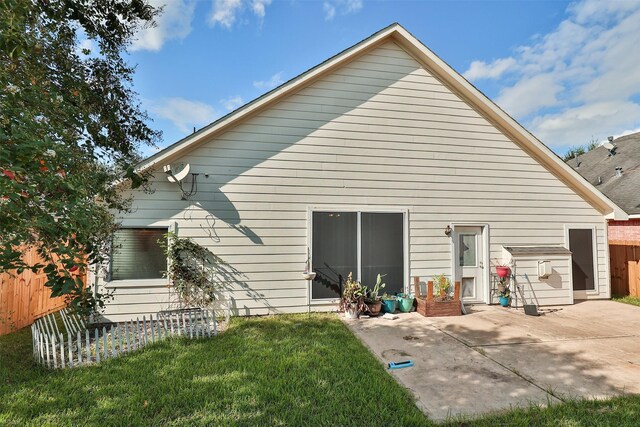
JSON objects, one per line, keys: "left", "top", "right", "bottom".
{"left": 388, "top": 360, "right": 414, "bottom": 369}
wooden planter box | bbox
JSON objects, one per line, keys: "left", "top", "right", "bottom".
{"left": 413, "top": 277, "right": 462, "bottom": 317}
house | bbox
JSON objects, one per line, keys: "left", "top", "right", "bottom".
{"left": 95, "top": 24, "right": 627, "bottom": 322}
{"left": 567, "top": 132, "right": 640, "bottom": 296}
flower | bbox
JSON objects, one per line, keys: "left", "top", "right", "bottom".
{"left": 6, "top": 84, "right": 19, "bottom": 94}
{"left": 44, "top": 149, "right": 56, "bottom": 157}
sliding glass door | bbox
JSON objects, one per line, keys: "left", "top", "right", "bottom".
{"left": 311, "top": 211, "right": 404, "bottom": 300}
{"left": 311, "top": 212, "right": 357, "bottom": 299}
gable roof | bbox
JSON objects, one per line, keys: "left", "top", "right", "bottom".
{"left": 137, "top": 23, "right": 627, "bottom": 220}
{"left": 567, "top": 132, "right": 640, "bottom": 215}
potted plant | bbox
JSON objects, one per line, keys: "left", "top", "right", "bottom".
{"left": 433, "top": 273, "right": 451, "bottom": 300}
{"left": 397, "top": 292, "right": 415, "bottom": 313}
{"left": 493, "top": 259, "right": 511, "bottom": 278}
{"left": 381, "top": 293, "right": 397, "bottom": 314}
{"left": 339, "top": 272, "right": 366, "bottom": 319}
{"left": 497, "top": 277, "right": 507, "bottom": 293}
{"left": 415, "top": 274, "right": 462, "bottom": 317}
{"left": 498, "top": 286, "right": 511, "bottom": 307}
{"left": 364, "top": 274, "right": 385, "bottom": 316}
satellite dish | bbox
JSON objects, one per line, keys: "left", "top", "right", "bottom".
{"left": 603, "top": 142, "right": 614, "bottom": 150}
{"left": 165, "top": 163, "right": 190, "bottom": 183}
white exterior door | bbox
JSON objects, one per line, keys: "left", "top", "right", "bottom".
{"left": 456, "top": 226, "right": 484, "bottom": 303}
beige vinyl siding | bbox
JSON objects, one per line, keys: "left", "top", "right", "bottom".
{"left": 508, "top": 256, "right": 574, "bottom": 306}
{"left": 99, "top": 41, "right": 609, "bottom": 320}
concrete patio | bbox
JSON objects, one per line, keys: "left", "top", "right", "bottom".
{"left": 345, "top": 300, "right": 640, "bottom": 421}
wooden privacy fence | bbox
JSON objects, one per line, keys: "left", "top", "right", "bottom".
{"left": 32, "top": 308, "right": 217, "bottom": 369}
{"left": 0, "top": 246, "right": 86, "bottom": 336}
{"left": 609, "top": 241, "right": 640, "bottom": 297}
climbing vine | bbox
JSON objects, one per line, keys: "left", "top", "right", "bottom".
{"left": 160, "top": 232, "right": 221, "bottom": 308}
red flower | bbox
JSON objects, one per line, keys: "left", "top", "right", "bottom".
{"left": 2, "top": 169, "right": 15, "bottom": 180}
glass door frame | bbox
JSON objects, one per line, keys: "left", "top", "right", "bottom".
{"left": 307, "top": 206, "right": 409, "bottom": 305}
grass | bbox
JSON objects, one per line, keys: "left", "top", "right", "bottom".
{"left": 612, "top": 295, "right": 640, "bottom": 307}
{"left": 1, "top": 313, "right": 640, "bottom": 426}
{"left": 0, "top": 313, "right": 428, "bottom": 426}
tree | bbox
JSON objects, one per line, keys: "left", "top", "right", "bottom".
{"left": 0, "top": 0, "right": 160, "bottom": 316}
{"left": 562, "top": 136, "right": 600, "bottom": 162}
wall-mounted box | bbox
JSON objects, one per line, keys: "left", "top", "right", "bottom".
{"left": 538, "top": 260, "right": 552, "bottom": 279}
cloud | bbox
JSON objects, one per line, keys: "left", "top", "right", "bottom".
{"left": 251, "top": 0, "right": 272, "bottom": 19}
{"left": 323, "top": 0, "right": 363, "bottom": 21}
{"left": 209, "top": 0, "right": 272, "bottom": 28}
{"left": 462, "top": 0, "right": 640, "bottom": 151}
{"left": 463, "top": 57, "right": 516, "bottom": 81}
{"left": 496, "top": 74, "right": 562, "bottom": 118}
{"left": 148, "top": 98, "right": 218, "bottom": 133}
{"left": 221, "top": 95, "right": 244, "bottom": 111}
{"left": 131, "top": 0, "right": 196, "bottom": 52}
{"left": 253, "top": 72, "right": 284, "bottom": 91}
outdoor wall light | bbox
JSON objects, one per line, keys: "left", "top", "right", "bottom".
{"left": 444, "top": 225, "right": 452, "bottom": 237}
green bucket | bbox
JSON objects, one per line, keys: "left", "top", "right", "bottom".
{"left": 398, "top": 296, "right": 414, "bottom": 313}
{"left": 382, "top": 298, "right": 397, "bottom": 313}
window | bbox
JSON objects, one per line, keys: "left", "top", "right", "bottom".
{"left": 459, "top": 234, "right": 477, "bottom": 267}
{"left": 110, "top": 228, "right": 167, "bottom": 280}
{"left": 311, "top": 211, "right": 404, "bottom": 299}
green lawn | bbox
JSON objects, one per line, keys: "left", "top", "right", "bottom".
{"left": 1, "top": 313, "right": 640, "bottom": 426}
{"left": 1, "top": 314, "right": 428, "bottom": 426}
{"left": 612, "top": 295, "right": 640, "bottom": 307}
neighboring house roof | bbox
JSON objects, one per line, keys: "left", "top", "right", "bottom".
{"left": 567, "top": 132, "right": 640, "bottom": 216}
{"left": 136, "top": 23, "right": 627, "bottom": 220}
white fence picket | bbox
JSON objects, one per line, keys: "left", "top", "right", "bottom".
{"left": 149, "top": 315, "right": 154, "bottom": 343}
{"left": 118, "top": 324, "right": 123, "bottom": 355}
{"left": 125, "top": 321, "right": 131, "bottom": 352}
{"left": 111, "top": 325, "right": 117, "bottom": 357}
{"left": 95, "top": 329, "right": 100, "bottom": 364}
{"left": 32, "top": 308, "right": 218, "bottom": 369}
{"left": 85, "top": 329, "right": 90, "bottom": 364}
{"left": 102, "top": 327, "right": 108, "bottom": 360}
{"left": 77, "top": 331, "right": 83, "bottom": 366}
{"left": 135, "top": 318, "right": 140, "bottom": 350}
{"left": 68, "top": 334, "right": 73, "bottom": 367}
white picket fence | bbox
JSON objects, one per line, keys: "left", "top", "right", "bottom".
{"left": 31, "top": 308, "right": 217, "bottom": 369}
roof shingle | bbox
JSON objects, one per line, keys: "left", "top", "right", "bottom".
{"left": 567, "top": 132, "right": 640, "bottom": 215}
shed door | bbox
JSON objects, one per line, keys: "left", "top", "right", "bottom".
{"left": 569, "top": 228, "right": 596, "bottom": 299}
